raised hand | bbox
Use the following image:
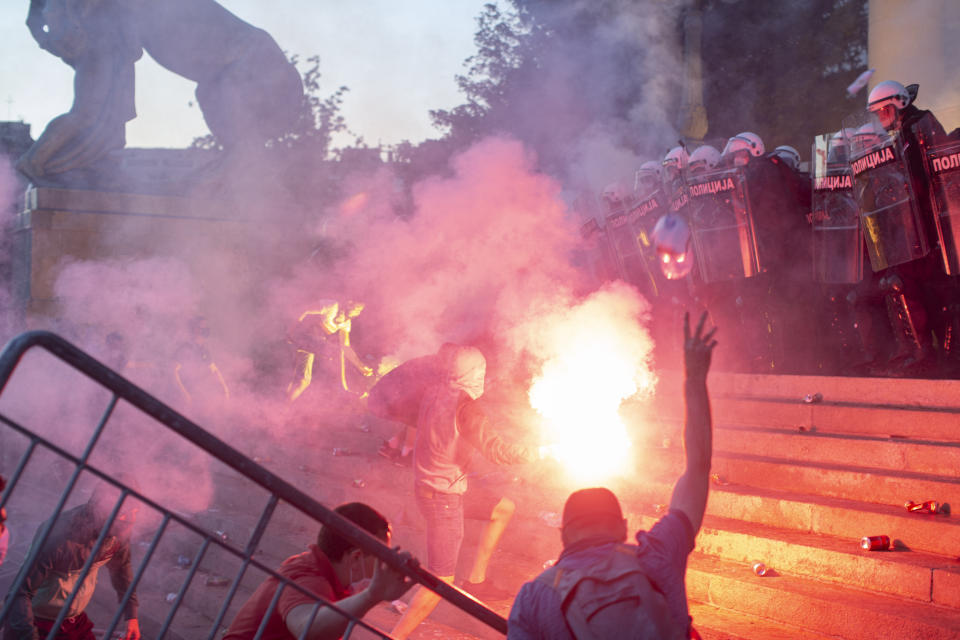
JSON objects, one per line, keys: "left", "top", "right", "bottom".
{"left": 684, "top": 311, "right": 717, "bottom": 381}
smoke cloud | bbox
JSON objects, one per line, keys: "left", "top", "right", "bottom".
{"left": 322, "top": 136, "right": 589, "bottom": 361}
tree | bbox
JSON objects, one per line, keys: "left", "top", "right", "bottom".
{"left": 697, "top": 0, "right": 868, "bottom": 153}
{"left": 431, "top": 0, "right": 869, "bottom": 174}
{"left": 430, "top": 1, "right": 686, "bottom": 181}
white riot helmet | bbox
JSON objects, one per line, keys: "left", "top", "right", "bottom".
{"left": 634, "top": 160, "right": 661, "bottom": 194}
{"left": 868, "top": 80, "right": 910, "bottom": 130}
{"left": 600, "top": 181, "right": 629, "bottom": 212}
{"left": 722, "top": 132, "right": 765, "bottom": 158}
{"left": 851, "top": 121, "right": 888, "bottom": 155}
{"left": 651, "top": 213, "right": 693, "bottom": 280}
{"left": 827, "top": 129, "right": 854, "bottom": 164}
{"left": 867, "top": 80, "right": 910, "bottom": 113}
{"left": 772, "top": 145, "right": 801, "bottom": 170}
{"left": 662, "top": 146, "right": 689, "bottom": 171}
{"left": 688, "top": 145, "right": 721, "bottom": 174}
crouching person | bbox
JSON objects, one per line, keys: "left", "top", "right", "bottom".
{"left": 223, "top": 502, "right": 414, "bottom": 640}
{"left": 4, "top": 478, "right": 142, "bottom": 640}
{"left": 507, "top": 312, "right": 717, "bottom": 640}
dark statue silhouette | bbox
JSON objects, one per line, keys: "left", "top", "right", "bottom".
{"left": 19, "top": 0, "right": 304, "bottom": 185}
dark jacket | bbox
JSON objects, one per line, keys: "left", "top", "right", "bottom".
{"left": 4, "top": 502, "right": 138, "bottom": 640}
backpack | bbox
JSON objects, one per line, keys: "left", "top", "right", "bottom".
{"left": 537, "top": 544, "right": 685, "bottom": 640}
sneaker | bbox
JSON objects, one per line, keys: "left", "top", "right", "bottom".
{"left": 461, "top": 578, "right": 513, "bottom": 601}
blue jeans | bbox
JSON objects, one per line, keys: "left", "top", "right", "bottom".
{"left": 415, "top": 485, "right": 464, "bottom": 576}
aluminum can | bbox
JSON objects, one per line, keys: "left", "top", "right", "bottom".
{"left": 860, "top": 535, "right": 890, "bottom": 551}
{"left": 905, "top": 500, "right": 939, "bottom": 514}
{"left": 922, "top": 500, "right": 940, "bottom": 514}
{"left": 752, "top": 562, "right": 769, "bottom": 576}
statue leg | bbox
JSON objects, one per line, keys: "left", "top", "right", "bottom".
{"left": 195, "top": 36, "right": 303, "bottom": 150}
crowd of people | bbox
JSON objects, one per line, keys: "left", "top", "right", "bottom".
{"left": 12, "top": 70, "right": 951, "bottom": 640}
{"left": 590, "top": 79, "right": 960, "bottom": 379}
{"left": 0, "top": 312, "right": 718, "bottom": 639}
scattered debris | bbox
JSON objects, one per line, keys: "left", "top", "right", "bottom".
{"left": 752, "top": 562, "right": 769, "bottom": 577}
{"left": 205, "top": 574, "right": 231, "bottom": 587}
{"left": 352, "top": 478, "right": 366, "bottom": 489}
{"left": 542, "top": 559, "right": 557, "bottom": 569}
{"left": 905, "top": 500, "right": 940, "bottom": 514}
{"left": 332, "top": 448, "right": 352, "bottom": 456}
{"left": 710, "top": 474, "right": 729, "bottom": 486}
{"left": 846, "top": 68, "right": 876, "bottom": 97}
{"left": 389, "top": 600, "right": 408, "bottom": 614}
{"left": 165, "top": 593, "right": 178, "bottom": 603}
{"left": 252, "top": 456, "right": 271, "bottom": 464}
{"left": 215, "top": 530, "right": 229, "bottom": 543}
{"left": 176, "top": 555, "right": 192, "bottom": 568}
{"left": 654, "top": 504, "right": 667, "bottom": 515}
{"left": 661, "top": 438, "right": 672, "bottom": 449}
{"left": 358, "top": 423, "right": 372, "bottom": 433}
{"left": 860, "top": 535, "right": 890, "bottom": 551}
{"left": 538, "top": 511, "right": 562, "bottom": 528}
{"left": 802, "top": 393, "right": 823, "bottom": 404}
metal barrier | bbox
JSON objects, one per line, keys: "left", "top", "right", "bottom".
{"left": 0, "top": 331, "right": 508, "bottom": 639}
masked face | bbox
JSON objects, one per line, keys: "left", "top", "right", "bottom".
{"left": 108, "top": 504, "right": 139, "bottom": 539}
{"left": 347, "top": 549, "right": 376, "bottom": 594}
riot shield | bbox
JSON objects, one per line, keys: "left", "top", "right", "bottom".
{"left": 811, "top": 133, "right": 863, "bottom": 284}
{"left": 925, "top": 141, "right": 960, "bottom": 275}
{"left": 578, "top": 216, "right": 618, "bottom": 285}
{"left": 686, "top": 167, "right": 760, "bottom": 283}
{"left": 843, "top": 112, "right": 930, "bottom": 271}
{"left": 811, "top": 166, "right": 862, "bottom": 283}
{"left": 604, "top": 191, "right": 665, "bottom": 294}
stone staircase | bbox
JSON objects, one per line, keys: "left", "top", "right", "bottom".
{"left": 637, "top": 371, "right": 960, "bottom": 639}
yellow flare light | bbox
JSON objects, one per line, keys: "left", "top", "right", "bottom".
{"left": 529, "top": 341, "right": 639, "bottom": 484}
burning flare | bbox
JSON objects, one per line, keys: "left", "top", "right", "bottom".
{"left": 524, "top": 284, "right": 655, "bottom": 484}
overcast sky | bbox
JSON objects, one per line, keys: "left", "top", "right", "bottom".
{"left": 0, "top": 1, "right": 488, "bottom": 148}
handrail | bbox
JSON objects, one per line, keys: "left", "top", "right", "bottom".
{"left": 0, "top": 330, "right": 508, "bottom": 636}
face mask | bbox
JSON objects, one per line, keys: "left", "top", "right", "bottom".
{"left": 347, "top": 552, "right": 373, "bottom": 594}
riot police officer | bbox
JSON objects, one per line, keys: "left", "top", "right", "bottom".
{"left": 857, "top": 80, "right": 948, "bottom": 375}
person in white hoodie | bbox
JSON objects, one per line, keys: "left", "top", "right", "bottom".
{"left": 390, "top": 344, "right": 537, "bottom": 639}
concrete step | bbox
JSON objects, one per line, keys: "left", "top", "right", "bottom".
{"left": 689, "top": 602, "right": 840, "bottom": 640}
{"left": 645, "top": 392, "right": 960, "bottom": 442}
{"left": 679, "top": 514, "right": 959, "bottom": 606}
{"left": 655, "top": 369, "right": 960, "bottom": 409}
{"left": 713, "top": 425, "right": 960, "bottom": 478}
{"left": 618, "top": 478, "right": 960, "bottom": 558}
{"left": 710, "top": 451, "right": 960, "bottom": 511}
{"left": 686, "top": 553, "right": 960, "bottom": 640}
{"left": 700, "top": 483, "right": 960, "bottom": 558}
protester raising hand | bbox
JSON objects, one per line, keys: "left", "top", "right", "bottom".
{"left": 684, "top": 311, "right": 718, "bottom": 380}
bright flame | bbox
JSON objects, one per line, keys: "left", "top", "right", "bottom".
{"left": 524, "top": 284, "right": 656, "bottom": 484}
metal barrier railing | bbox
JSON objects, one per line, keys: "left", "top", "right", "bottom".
{"left": 0, "top": 331, "right": 508, "bottom": 639}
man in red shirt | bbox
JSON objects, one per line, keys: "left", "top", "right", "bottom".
{"left": 223, "top": 502, "right": 414, "bottom": 640}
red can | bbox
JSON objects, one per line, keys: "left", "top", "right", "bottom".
{"left": 860, "top": 535, "right": 890, "bottom": 551}
{"left": 922, "top": 500, "right": 940, "bottom": 514}
{"left": 905, "top": 500, "right": 939, "bottom": 514}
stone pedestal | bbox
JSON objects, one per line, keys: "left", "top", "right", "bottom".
{"left": 14, "top": 186, "right": 253, "bottom": 321}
